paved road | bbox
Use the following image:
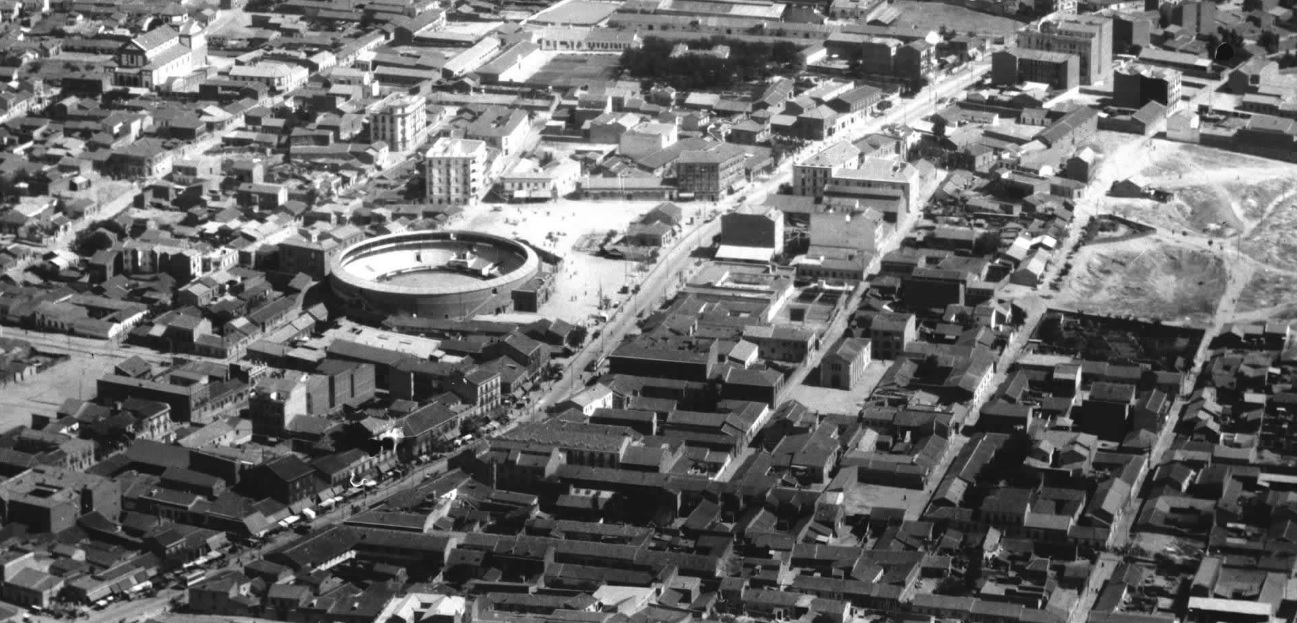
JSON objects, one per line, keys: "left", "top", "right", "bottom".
{"left": 534, "top": 61, "right": 992, "bottom": 412}
{"left": 534, "top": 215, "right": 723, "bottom": 412}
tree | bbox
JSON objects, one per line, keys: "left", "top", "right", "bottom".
{"left": 848, "top": 48, "right": 865, "bottom": 78}
{"left": 567, "top": 325, "right": 589, "bottom": 349}
{"left": 72, "top": 229, "right": 114, "bottom": 257}
{"left": 932, "top": 116, "right": 948, "bottom": 139}
{"left": 935, "top": 576, "right": 967, "bottom": 596}
{"left": 1204, "top": 32, "right": 1220, "bottom": 52}
{"left": 1217, "top": 26, "right": 1244, "bottom": 51}
{"left": 1259, "top": 30, "right": 1279, "bottom": 54}
{"left": 973, "top": 231, "right": 1001, "bottom": 256}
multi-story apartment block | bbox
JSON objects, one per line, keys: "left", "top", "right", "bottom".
{"left": 1018, "top": 15, "right": 1113, "bottom": 86}
{"left": 371, "top": 94, "right": 428, "bottom": 152}
{"left": 794, "top": 141, "right": 863, "bottom": 197}
{"left": 424, "top": 137, "right": 488, "bottom": 206}
{"left": 992, "top": 49, "right": 1080, "bottom": 90}
{"left": 854, "top": 37, "right": 936, "bottom": 89}
{"left": 824, "top": 157, "right": 923, "bottom": 221}
{"left": 676, "top": 145, "right": 746, "bottom": 201}
{"left": 1114, "top": 63, "right": 1182, "bottom": 109}
{"left": 1164, "top": 0, "right": 1216, "bottom": 35}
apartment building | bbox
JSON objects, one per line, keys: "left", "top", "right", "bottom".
{"left": 676, "top": 145, "right": 747, "bottom": 201}
{"left": 793, "top": 141, "right": 862, "bottom": 197}
{"left": 1114, "top": 63, "right": 1182, "bottom": 109}
{"left": 371, "top": 94, "right": 428, "bottom": 152}
{"left": 992, "top": 49, "right": 1080, "bottom": 90}
{"left": 424, "top": 137, "right": 488, "bottom": 206}
{"left": 823, "top": 157, "right": 923, "bottom": 217}
{"left": 1018, "top": 15, "right": 1113, "bottom": 86}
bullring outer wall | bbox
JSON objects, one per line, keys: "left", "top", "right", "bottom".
{"left": 328, "top": 230, "right": 541, "bottom": 320}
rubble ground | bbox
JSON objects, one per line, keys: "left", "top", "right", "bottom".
{"left": 1052, "top": 138, "right": 1297, "bottom": 330}
{"left": 1102, "top": 140, "right": 1297, "bottom": 238}
{"left": 1054, "top": 239, "right": 1227, "bottom": 326}
{"left": 1237, "top": 269, "right": 1297, "bottom": 319}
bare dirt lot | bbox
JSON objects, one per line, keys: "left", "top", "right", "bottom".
{"left": 0, "top": 352, "right": 109, "bottom": 427}
{"left": 887, "top": 0, "right": 1025, "bottom": 36}
{"left": 1055, "top": 138, "right": 1297, "bottom": 329}
{"left": 1241, "top": 197, "right": 1297, "bottom": 273}
{"left": 1055, "top": 239, "right": 1227, "bottom": 325}
{"left": 449, "top": 198, "right": 707, "bottom": 325}
{"left": 1101, "top": 140, "right": 1297, "bottom": 239}
{"left": 1237, "top": 269, "right": 1297, "bottom": 319}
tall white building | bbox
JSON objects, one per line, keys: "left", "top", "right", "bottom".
{"left": 425, "top": 138, "right": 488, "bottom": 206}
{"left": 372, "top": 95, "right": 429, "bottom": 152}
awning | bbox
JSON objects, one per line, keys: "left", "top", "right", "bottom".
{"left": 715, "top": 245, "right": 774, "bottom": 262}
{"left": 512, "top": 190, "right": 549, "bottom": 200}
{"left": 84, "top": 584, "right": 112, "bottom": 602}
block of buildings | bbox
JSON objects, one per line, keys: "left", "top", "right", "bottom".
{"left": 0, "top": 466, "right": 120, "bottom": 533}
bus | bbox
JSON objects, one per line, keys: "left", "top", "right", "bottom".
{"left": 184, "top": 570, "right": 207, "bottom": 588}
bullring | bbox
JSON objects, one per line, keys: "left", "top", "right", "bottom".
{"left": 329, "top": 230, "right": 541, "bottom": 320}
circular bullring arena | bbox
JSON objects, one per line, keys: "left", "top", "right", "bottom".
{"left": 329, "top": 230, "right": 541, "bottom": 320}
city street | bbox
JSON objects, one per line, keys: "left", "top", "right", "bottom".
{"left": 1, "top": 54, "right": 998, "bottom": 623}
{"left": 535, "top": 61, "right": 991, "bottom": 413}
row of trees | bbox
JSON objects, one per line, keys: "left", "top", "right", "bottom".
{"left": 619, "top": 36, "right": 804, "bottom": 91}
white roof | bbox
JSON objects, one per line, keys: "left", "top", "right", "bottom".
{"left": 715, "top": 245, "right": 774, "bottom": 262}
{"left": 1187, "top": 597, "right": 1272, "bottom": 615}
